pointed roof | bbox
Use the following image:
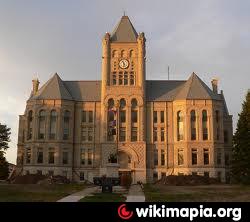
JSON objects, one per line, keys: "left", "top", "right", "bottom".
{"left": 29, "top": 73, "right": 73, "bottom": 101}
{"left": 110, "top": 16, "right": 138, "bottom": 42}
{"left": 174, "top": 72, "right": 221, "bottom": 100}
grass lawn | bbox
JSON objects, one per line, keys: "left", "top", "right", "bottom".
{"left": 80, "top": 192, "right": 126, "bottom": 202}
{"left": 0, "top": 183, "right": 88, "bottom": 202}
{"left": 144, "top": 184, "right": 250, "bottom": 202}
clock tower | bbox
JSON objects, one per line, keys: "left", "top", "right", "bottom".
{"left": 100, "top": 16, "right": 147, "bottom": 182}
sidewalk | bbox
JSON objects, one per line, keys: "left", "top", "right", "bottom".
{"left": 126, "top": 184, "right": 145, "bottom": 202}
{"left": 57, "top": 186, "right": 98, "bottom": 202}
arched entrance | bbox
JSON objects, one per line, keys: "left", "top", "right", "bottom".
{"left": 118, "top": 149, "right": 138, "bottom": 185}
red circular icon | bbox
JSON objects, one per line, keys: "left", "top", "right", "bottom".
{"left": 118, "top": 204, "right": 134, "bottom": 220}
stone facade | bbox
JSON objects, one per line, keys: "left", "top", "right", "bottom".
{"left": 16, "top": 16, "right": 233, "bottom": 183}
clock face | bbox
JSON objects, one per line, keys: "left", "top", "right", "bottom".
{"left": 119, "top": 59, "right": 129, "bottom": 69}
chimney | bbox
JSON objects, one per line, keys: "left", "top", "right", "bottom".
{"left": 32, "top": 78, "right": 40, "bottom": 94}
{"left": 211, "top": 78, "right": 218, "bottom": 94}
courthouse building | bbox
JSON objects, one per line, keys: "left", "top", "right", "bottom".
{"left": 16, "top": 16, "right": 233, "bottom": 183}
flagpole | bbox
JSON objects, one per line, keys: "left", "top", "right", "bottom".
{"left": 116, "top": 100, "right": 119, "bottom": 164}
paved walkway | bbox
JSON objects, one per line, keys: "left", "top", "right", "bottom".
{"left": 126, "top": 184, "right": 145, "bottom": 202}
{"left": 57, "top": 186, "right": 99, "bottom": 202}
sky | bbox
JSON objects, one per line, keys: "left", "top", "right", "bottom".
{"left": 0, "top": 0, "right": 249, "bottom": 164}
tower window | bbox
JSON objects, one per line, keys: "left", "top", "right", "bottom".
{"left": 119, "top": 74, "right": 123, "bottom": 85}
{"left": 124, "top": 73, "right": 128, "bottom": 85}
{"left": 131, "top": 127, "right": 138, "bottom": 141}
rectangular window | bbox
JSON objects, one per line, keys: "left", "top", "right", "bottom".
{"left": 217, "top": 152, "right": 221, "bottom": 165}
{"left": 131, "top": 110, "right": 138, "bottom": 123}
{"left": 120, "top": 111, "right": 126, "bottom": 123}
{"left": 203, "top": 128, "right": 208, "bottom": 140}
{"left": 88, "top": 149, "right": 93, "bottom": 165}
{"left": 154, "top": 149, "right": 158, "bottom": 166}
{"left": 112, "top": 73, "right": 116, "bottom": 85}
{"left": 82, "top": 111, "right": 87, "bottom": 123}
{"left": 80, "top": 172, "right": 84, "bottom": 181}
{"left": 124, "top": 73, "right": 128, "bottom": 85}
{"left": 119, "top": 127, "right": 126, "bottom": 142}
{"left": 37, "top": 148, "right": 43, "bottom": 164}
{"left": 88, "top": 127, "right": 93, "bottom": 141}
{"left": 119, "top": 74, "right": 123, "bottom": 85}
{"left": 131, "top": 127, "right": 137, "bottom": 142}
{"left": 26, "top": 148, "right": 31, "bottom": 164}
{"left": 63, "top": 128, "right": 69, "bottom": 140}
{"left": 81, "top": 127, "right": 87, "bottom": 141}
{"left": 62, "top": 152, "right": 68, "bottom": 165}
{"left": 89, "top": 111, "right": 93, "bottom": 123}
{"left": 204, "top": 148, "right": 209, "bottom": 165}
{"left": 153, "top": 127, "right": 157, "bottom": 142}
{"left": 81, "top": 149, "right": 85, "bottom": 165}
{"left": 191, "top": 128, "right": 196, "bottom": 140}
{"left": 160, "top": 111, "right": 164, "bottom": 123}
{"left": 48, "top": 149, "right": 55, "bottom": 164}
{"left": 192, "top": 149, "right": 197, "bottom": 165}
{"left": 37, "top": 170, "right": 42, "bottom": 175}
{"left": 161, "top": 150, "right": 165, "bottom": 166}
{"left": 153, "top": 111, "right": 157, "bottom": 123}
{"left": 225, "top": 153, "right": 230, "bottom": 166}
{"left": 48, "top": 171, "right": 54, "bottom": 176}
{"left": 178, "top": 149, "right": 184, "bottom": 165}
{"left": 192, "top": 172, "right": 197, "bottom": 176}
{"left": 160, "top": 127, "right": 165, "bottom": 142}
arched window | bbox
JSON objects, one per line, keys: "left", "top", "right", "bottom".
{"left": 50, "top": 110, "right": 57, "bottom": 139}
{"left": 121, "top": 50, "right": 126, "bottom": 58}
{"left": 63, "top": 111, "right": 70, "bottom": 140}
{"left": 129, "top": 50, "right": 135, "bottom": 57}
{"left": 112, "top": 50, "right": 118, "bottom": 58}
{"left": 190, "top": 110, "right": 196, "bottom": 140}
{"left": 119, "top": 99, "right": 126, "bottom": 142}
{"left": 119, "top": 99, "right": 126, "bottom": 123}
{"left": 177, "top": 111, "right": 184, "bottom": 141}
{"left": 27, "top": 110, "right": 33, "bottom": 140}
{"left": 131, "top": 99, "right": 138, "bottom": 141}
{"left": 202, "top": 110, "right": 208, "bottom": 140}
{"left": 107, "top": 98, "right": 115, "bottom": 141}
{"left": 38, "top": 110, "right": 46, "bottom": 139}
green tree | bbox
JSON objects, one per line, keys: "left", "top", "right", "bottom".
{"left": 0, "top": 152, "right": 9, "bottom": 179}
{"left": 232, "top": 90, "right": 250, "bottom": 184}
{"left": 0, "top": 123, "right": 11, "bottom": 180}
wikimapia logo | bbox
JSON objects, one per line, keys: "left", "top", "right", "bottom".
{"left": 117, "top": 204, "right": 242, "bottom": 221}
{"left": 118, "top": 204, "right": 134, "bottom": 220}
